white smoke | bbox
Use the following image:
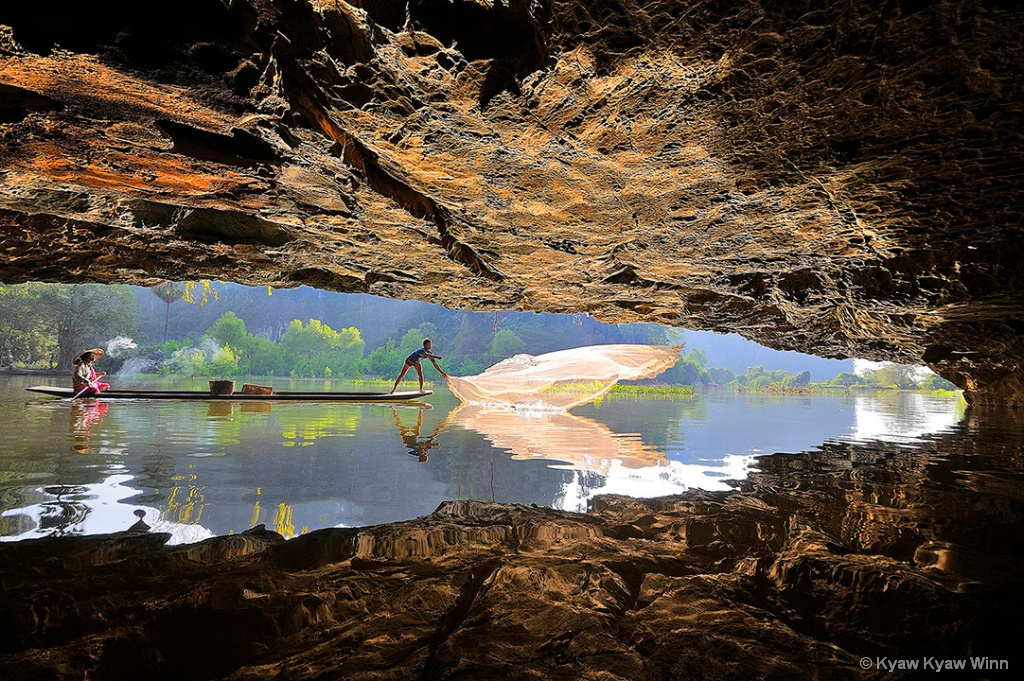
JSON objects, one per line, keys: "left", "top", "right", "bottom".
{"left": 118, "top": 357, "right": 161, "bottom": 375}
{"left": 105, "top": 336, "right": 138, "bottom": 357}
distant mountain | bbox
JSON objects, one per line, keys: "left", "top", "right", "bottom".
{"left": 682, "top": 330, "right": 854, "bottom": 381}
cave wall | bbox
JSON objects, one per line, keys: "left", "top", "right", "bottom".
{"left": 1, "top": 0, "right": 1022, "bottom": 403}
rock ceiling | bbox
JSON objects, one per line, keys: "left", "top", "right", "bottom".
{"left": 0, "top": 1, "right": 1022, "bottom": 404}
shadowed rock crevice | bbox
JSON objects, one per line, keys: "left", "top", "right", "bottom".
{"left": 174, "top": 206, "right": 293, "bottom": 247}
{"left": 155, "top": 120, "right": 283, "bottom": 168}
{"left": 0, "top": 82, "right": 63, "bottom": 123}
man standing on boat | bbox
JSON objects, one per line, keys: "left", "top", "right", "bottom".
{"left": 391, "top": 338, "right": 448, "bottom": 393}
{"left": 72, "top": 348, "right": 110, "bottom": 396}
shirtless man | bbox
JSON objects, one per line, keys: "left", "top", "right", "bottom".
{"left": 390, "top": 338, "right": 448, "bottom": 393}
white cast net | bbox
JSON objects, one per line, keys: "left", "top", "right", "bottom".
{"left": 447, "top": 344, "right": 681, "bottom": 410}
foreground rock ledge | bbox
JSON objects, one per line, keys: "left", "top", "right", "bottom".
{"left": 0, "top": 473, "right": 1016, "bottom": 681}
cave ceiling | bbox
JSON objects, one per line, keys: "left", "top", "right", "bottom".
{"left": 0, "top": 1, "right": 1022, "bottom": 404}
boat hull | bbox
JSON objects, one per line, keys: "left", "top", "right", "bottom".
{"left": 26, "top": 386, "right": 433, "bottom": 402}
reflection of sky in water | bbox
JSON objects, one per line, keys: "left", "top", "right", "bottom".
{"left": 0, "top": 375, "right": 965, "bottom": 544}
{"left": 554, "top": 455, "right": 757, "bottom": 513}
{"left": 525, "top": 392, "right": 964, "bottom": 513}
{"left": 852, "top": 393, "right": 964, "bottom": 443}
{"left": 0, "top": 473, "right": 215, "bottom": 545}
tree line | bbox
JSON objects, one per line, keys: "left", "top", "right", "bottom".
{"left": 0, "top": 282, "right": 956, "bottom": 390}
{"left": 0, "top": 282, "right": 670, "bottom": 379}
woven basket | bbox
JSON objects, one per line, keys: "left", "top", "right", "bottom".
{"left": 241, "top": 383, "right": 274, "bottom": 395}
{"left": 209, "top": 380, "right": 235, "bottom": 395}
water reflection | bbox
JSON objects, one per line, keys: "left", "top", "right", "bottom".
{"left": 448, "top": 402, "right": 762, "bottom": 512}
{"left": 37, "top": 484, "right": 91, "bottom": 536}
{"left": 69, "top": 400, "right": 109, "bottom": 454}
{"left": 444, "top": 403, "right": 665, "bottom": 471}
{"left": 392, "top": 406, "right": 441, "bottom": 462}
{"left": 0, "top": 375, "right": 972, "bottom": 545}
{"left": 852, "top": 392, "right": 967, "bottom": 443}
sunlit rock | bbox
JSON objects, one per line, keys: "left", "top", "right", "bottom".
{"left": 1, "top": 1, "right": 1022, "bottom": 403}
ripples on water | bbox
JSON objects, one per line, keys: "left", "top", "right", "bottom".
{"left": 0, "top": 375, "right": 1004, "bottom": 551}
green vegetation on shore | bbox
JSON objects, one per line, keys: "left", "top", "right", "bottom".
{"left": 0, "top": 282, "right": 958, "bottom": 392}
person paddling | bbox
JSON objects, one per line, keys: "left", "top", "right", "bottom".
{"left": 391, "top": 338, "right": 448, "bottom": 393}
{"left": 72, "top": 348, "right": 110, "bottom": 396}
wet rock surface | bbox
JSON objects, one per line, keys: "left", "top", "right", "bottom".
{"left": 1, "top": 1, "right": 1023, "bottom": 404}
{"left": 2, "top": 407, "right": 1022, "bottom": 680}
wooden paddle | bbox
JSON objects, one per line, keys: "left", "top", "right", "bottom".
{"left": 67, "top": 382, "right": 97, "bottom": 401}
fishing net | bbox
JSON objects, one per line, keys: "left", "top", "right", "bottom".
{"left": 447, "top": 344, "right": 681, "bottom": 409}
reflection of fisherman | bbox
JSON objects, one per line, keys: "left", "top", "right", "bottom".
{"left": 72, "top": 348, "right": 110, "bottom": 396}
{"left": 391, "top": 406, "right": 441, "bottom": 462}
{"left": 69, "top": 400, "right": 109, "bottom": 454}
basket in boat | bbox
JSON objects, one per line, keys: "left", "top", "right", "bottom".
{"left": 241, "top": 383, "right": 274, "bottom": 395}
{"left": 209, "top": 380, "right": 235, "bottom": 395}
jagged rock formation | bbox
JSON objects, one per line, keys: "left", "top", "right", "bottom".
{"left": 2, "top": 409, "right": 1021, "bottom": 679}
{"left": 1, "top": 1, "right": 1023, "bottom": 404}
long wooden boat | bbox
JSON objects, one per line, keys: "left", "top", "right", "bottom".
{"left": 26, "top": 386, "right": 433, "bottom": 402}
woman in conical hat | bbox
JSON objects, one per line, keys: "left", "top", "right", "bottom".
{"left": 72, "top": 348, "right": 110, "bottom": 395}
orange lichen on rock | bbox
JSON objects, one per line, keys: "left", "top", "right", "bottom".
{"left": 0, "top": 52, "right": 234, "bottom": 129}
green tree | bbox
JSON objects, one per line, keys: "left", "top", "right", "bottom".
{"left": 491, "top": 328, "right": 526, "bottom": 359}
{"left": 367, "top": 340, "right": 403, "bottom": 378}
{"left": 827, "top": 371, "right": 870, "bottom": 386}
{"left": 783, "top": 370, "right": 811, "bottom": 387}
{"left": 399, "top": 328, "right": 426, "bottom": 355}
{"left": 205, "top": 312, "right": 276, "bottom": 375}
{"left": 733, "top": 365, "right": 793, "bottom": 388}
{"left": 278, "top": 319, "right": 365, "bottom": 378}
{"left": 0, "top": 284, "right": 54, "bottom": 365}
{"left": 867, "top": 363, "right": 920, "bottom": 389}
{"left": 207, "top": 312, "right": 248, "bottom": 348}
{"left": 684, "top": 348, "right": 709, "bottom": 368}
{"left": 661, "top": 356, "right": 709, "bottom": 385}
{"left": 206, "top": 344, "right": 241, "bottom": 377}
{"left": 707, "top": 367, "right": 735, "bottom": 384}
{"left": 920, "top": 372, "right": 958, "bottom": 391}
{"left": 457, "top": 357, "right": 487, "bottom": 376}
{"left": 29, "top": 284, "right": 138, "bottom": 369}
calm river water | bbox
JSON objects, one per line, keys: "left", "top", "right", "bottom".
{"left": 0, "top": 374, "right": 973, "bottom": 544}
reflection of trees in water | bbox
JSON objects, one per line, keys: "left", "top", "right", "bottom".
{"left": 568, "top": 471, "right": 608, "bottom": 504}
{"left": 164, "top": 477, "right": 207, "bottom": 526}
{"left": 577, "top": 393, "right": 708, "bottom": 453}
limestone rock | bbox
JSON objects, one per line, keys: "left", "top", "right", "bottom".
{"left": 1, "top": 1, "right": 1023, "bottom": 403}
